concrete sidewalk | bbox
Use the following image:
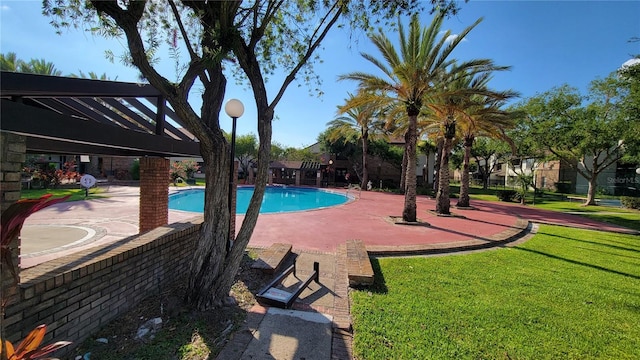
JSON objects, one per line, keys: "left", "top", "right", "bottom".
{"left": 216, "top": 251, "right": 352, "bottom": 360}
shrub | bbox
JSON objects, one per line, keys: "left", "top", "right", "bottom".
{"left": 620, "top": 196, "right": 640, "bottom": 209}
{"left": 496, "top": 190, "right": 518, "bottom": 202}
{"left": 555, "top": 181, "right": 572, "bottom": 193}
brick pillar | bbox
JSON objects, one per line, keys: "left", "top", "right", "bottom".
{"left": 1, "top": 132, "right": 25, "bottom": 313}
{"left": 230, "top": 160, "right": 238, "bottom": 240}
{"left": 139, "top": 157, "right": 169, "bottom": 233}
{"left": 1, "top": 133, "right": 25, "bottom": 212}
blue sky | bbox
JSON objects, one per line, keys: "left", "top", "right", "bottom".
{"left": 1, "top": 1, "right": 639, "bottom": 148}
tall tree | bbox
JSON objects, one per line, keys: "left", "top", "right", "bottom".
{"left": 470, "top": 137, "right": 511, "bottom": 189}
{"left": 328, "top": 92, "right": 386, "bottom": 189}
{"left": 0, "top": 53, "right": 62, "bottom": 75}
{"left": 456, "top": 99, "right": 517, "bottom": 207}
{"left": 339, "top": 13, "right": 490, "bottom": 221}
{"left": 0, "top": 52, "right": 22, "bottom": 72}
{"left": 427, "top": 64, "right": 510, "bottom": 214}
{"left": 21, "top": 58, "right": 62, "bottom": 76}
{"left": 515, "top": 73, "right": 640, "bottom": 205}
{"left": 44, "top": 0, "right": 453, "bottom": 309}
{"left": 226, "top": 133, "right": 258, "bottom": 178}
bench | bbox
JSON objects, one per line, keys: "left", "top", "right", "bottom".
{"left": 346, "top": 239, "right": 374, "bottom": 286}
{"left": 251, "top": 243, "right": 292, "bottom": 274}
{"left": 566, "top": 196, "right": 600, "bottom": 204}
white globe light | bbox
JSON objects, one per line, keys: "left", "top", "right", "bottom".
{"left": 225, "top": 99, "right": 244, "bottom": 118}
{"left": 636, "top": 168, "right": 640, "bottom": 175}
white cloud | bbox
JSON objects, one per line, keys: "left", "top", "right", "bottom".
{"left": 444, "top": 33, "right": 468, "bottom": 44}
{"left": 1, "top": 5, "right": 10, "bottom": 11}
{"left": 621, "top": 58, "right": 640, "bottom": 68}
{"left": 445, "top": 34, "right": 459, "bottom": 43}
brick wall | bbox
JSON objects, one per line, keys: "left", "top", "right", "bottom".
{"left": 3, "top": 219, "right": 202, "bottom": 356}
{"left": 139, "top": 157, "right": 169, "bottom": 233}
{"left": 1, "top": 133, "right": 26, "bottom": 310}
{"left": 1, "top": 132, "right": 26, "bottom": 212}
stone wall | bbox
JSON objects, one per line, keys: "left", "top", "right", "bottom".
{"left": 3, "top": 219, "right": 202, "bottom": 356}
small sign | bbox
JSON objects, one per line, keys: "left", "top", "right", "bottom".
{"left": 80, "top": 174, "right": 96, "bottom": 189}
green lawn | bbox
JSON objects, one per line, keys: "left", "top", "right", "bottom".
{"left": 351, "top": 225, "right": 640, "bottom": 360}
{"left": 449, "top": 185, "right": 640, "bottom": 231}
{"left": 20, "top": 187, "right": 106, "bottom": 201}
{"left": 531, "top": 201, "right": 640, "bottom": 231}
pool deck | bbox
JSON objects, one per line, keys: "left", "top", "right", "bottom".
{"left": 19, "top": 184, "right": 637, "bottom": 269}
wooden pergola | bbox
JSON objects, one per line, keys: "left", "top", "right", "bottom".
{"left": 0, "top": 71, "right": 203, "bottom": 233}
{"left": 0, "top": 71, "right": 200, "bottom": 158}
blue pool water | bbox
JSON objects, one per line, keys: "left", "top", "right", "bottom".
{"left": 169, "top": 186, "right": 349, "bottom": 214}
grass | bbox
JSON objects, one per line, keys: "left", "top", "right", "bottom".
{"left": 447, "top": 184, "right": 640, "bottom": 231}
{"left": 351, "top": 225, "right": 640, "bottom": 360}
{"left": 20, "top": 187, "right": 106, "bottom": 201}
{"left": 532, "top": 200, "right": 640, "bottom": 231}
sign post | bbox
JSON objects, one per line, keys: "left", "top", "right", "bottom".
{"left": 80, "top": 174, "right": 96, "bottom": 197}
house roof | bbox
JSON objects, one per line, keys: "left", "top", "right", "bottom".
{"left": 0, "top": 71, "right": 201, "bottom": 157}
{"left": 269, "top": 160, "right": 322, "bottom": 170}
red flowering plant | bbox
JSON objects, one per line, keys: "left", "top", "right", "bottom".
{"left": 1, "top": 195, "right": 71, "bottom": 359}
{"left": 1, "top": 324, "right": 71, "bottom": 360}
{"left": 169, "top": 161, "right": 187, "bottom": 185}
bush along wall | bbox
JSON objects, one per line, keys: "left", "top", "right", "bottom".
{"left": 620, "top": 196, "right": 640, "bottom": 209}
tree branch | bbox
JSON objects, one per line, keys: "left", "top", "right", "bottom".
{"left": 269, "top": 1, "right": 343, "bottom": 113}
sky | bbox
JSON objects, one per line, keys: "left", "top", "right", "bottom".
{"left": 1, "top": 1, "right": 639, "bottom": 149}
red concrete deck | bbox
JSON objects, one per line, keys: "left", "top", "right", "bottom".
{"left": 19, "top": 185, "right": 637, "bottom": 268}
{"left": 241, "top": 189, "right": 637, "bottom": 253}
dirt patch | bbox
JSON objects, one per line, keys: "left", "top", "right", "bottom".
{"left": 68, "top": 249, "right": 271, "bottom": 360}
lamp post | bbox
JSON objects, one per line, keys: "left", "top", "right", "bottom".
{"left": 224, "top": 99, "right": 244, "bottom": 250}
{"left": 328, "top": 159, "right": 333, "bottom": 187}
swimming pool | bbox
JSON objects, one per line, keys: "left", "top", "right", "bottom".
{"left": 169, "top": 186, "right": 349, "bottom": 214}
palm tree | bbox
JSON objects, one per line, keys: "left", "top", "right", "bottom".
{"left": 339, "top": 12, "right": 490, "bottom": 222}
{"left": 427, "top": 65, "right": 511, "bottom": 214}
{"left": 327, "top": 92, "right": 386, "bottom": 189}
{"left": 69, "top": 70, "right": 114, "bottom": 80}
{"left": 0, "top": 52, "right": 22, "bottom": 72}
{"left": 21, "top": 58, "right": 62, "bottom": 76}
{"left": 456, "top": 100, "right": 517, "bottom": 207}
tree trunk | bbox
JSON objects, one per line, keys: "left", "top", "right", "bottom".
{"left": 435, "top": 121, "right": 455, "bottom": 215}
{"left": 481, "top": 164, "right": 490, "bottom": 190}
{"left": 400, "top": 130, "right": 409, "bottom": 192}
{"left": 402, "top": 115, "right": 418, "bottom": 222}
{"left": 457, "top": 137, "right": 473, "bottom": 208}
{"left": 433, "top": 137, "right": 443, "bottom": 195}
{"left": 585, "top": 173, "right": 598, "bottom": 206}
{"left": 361, "top": 135, "right": 369, "bottom": 189}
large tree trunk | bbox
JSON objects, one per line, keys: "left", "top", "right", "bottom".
{"left": 457, "top": 136, "right": 473, "bottom": 208}
{"left": 92, "top": 1, "right": 253, "bottom": 310}
{"left": 435, "top": 121, "right": 455, "bottom": 215}
{"left": 585, "top": 172, "right": 598, "bottom": 206}
{"left": 402, "top": 115, "right": 418, "bottom": 222}
{"left": 361, "top": 135, "right": 369, "bottom": 189}
{"left": 182, "top": 65, "right": 243, "bottom": 309}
